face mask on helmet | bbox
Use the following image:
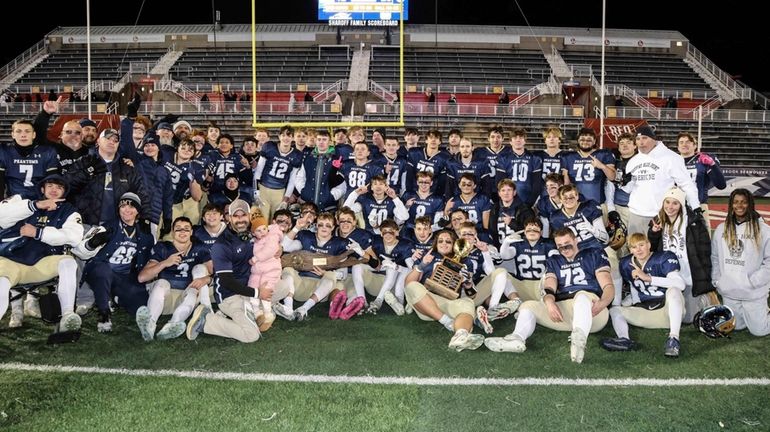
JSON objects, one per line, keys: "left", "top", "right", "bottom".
{"left": 606, "top": 210, "right": 627, "bottom": 250}
{"left": 693, "top": 305, "right": 736, "bottom": 338}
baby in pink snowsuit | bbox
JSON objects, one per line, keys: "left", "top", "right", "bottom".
{"left": 248, "top": 216, "right": 284, "bottom": 330}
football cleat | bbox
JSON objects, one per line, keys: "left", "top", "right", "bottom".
{"left": 328, "top": 292, "right": 347, "bottom": 320}
{"left": 8, "top": 311, "right": 24, "bottom": 328}
{"left": 97, "top": 311, "right": 112, "bottom": 333}
{"left": 339, "top": 296, "right": 366, "bottom": 320}
{"left": 600, "top": 337, "right": 637, "bottom": 352}
{"left": 383, "top": 291, "right": 405, "bottom": 316}
{"left": 24, "top": 295, "right": 42, "bottom": 318}
{"left": 59, "top": 312, "right": 82, "bottom": 333}
{"left": 156, "top": 321, "right": 187, "bottom": 341}
{"left": 272, "top": 303, "right": 295, "bottom": 321}
{"left": 75, "top": 304, "right": 92, "bottom": 316}
{"left": 570, "top": 328, "right": 587, "bottom": 364}
{"left": 135, "top": 306, "right": 156, "bottom": 342}
{"left": 448, "top": 329, "right": 485, "bottom": 352}
{"left": 293, "top": 307, "right": 309, "bottom": 322}
{"left": 186, "top": 305, "right": 211, "bottom": 340}
{"left": 473, "top": 306, "right": 494, "bottom": 334}
{"left": 366, "top": 298, "right": 383, "bottom": 315}
{"left": 484, "top": 333, "right": 526, "bottom": 353}
{"left": 487, "top": 299, "right": 522, "bottom": 321}
{"left": 664, "top": 336, "right": 680, "bottom": 358}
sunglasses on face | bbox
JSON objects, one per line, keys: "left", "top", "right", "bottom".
{"left": 174, "top": 228, "right": 192, "bottom": 233}
{"left": 557, "top": 244, "right": 574, "bottom": 251}
{"left": 338, "top": 219, "right": 354, "bottom": 224}
{"left": 417, "top": 181, "right": 431, "bottom": 184}
{"left": 437, "top": 239, "right": 454, "bottom": 244}
{"left": 381, "top": 230, "right": 396, "bottom": 235}
{"left": 63, "top": 130, "right": 82, "bottom": 135}
{"left": 317, "top": 223, "right": 334, "bottom": 228}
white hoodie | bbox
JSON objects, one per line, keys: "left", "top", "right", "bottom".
{"left": 711, "top": 219, "right": 770, "bottom": 301}
{"left": 622, "top": 142, "right": 700, "bottom": 217}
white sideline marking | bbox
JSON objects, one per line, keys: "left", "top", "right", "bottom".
{"left": 1, "top": 362, "right": 769, "bottom": 386}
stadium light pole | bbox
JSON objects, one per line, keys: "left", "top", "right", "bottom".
{"left": 86, "top": 0, "right": 92, "bottom": 119}
{"left": 598, "top": 0, "right": 606, "bottom": 148}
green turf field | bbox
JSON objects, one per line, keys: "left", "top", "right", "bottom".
{"left": 2, "top": 305, "right": 769, "bottom": 431}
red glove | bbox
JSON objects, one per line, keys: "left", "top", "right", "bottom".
{"left": 698, "top": 152, "right": 715, "bottom": 166}
{"left": 332, "top": 156, "right": 343, "bottom": 169}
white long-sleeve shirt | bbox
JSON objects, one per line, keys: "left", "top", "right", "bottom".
{"left": 622, "top": 142, "right": 701, "bottom": 217}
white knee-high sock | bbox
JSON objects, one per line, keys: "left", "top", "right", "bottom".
{"left": 394, "top": 269, "right": 407, "bottom": 303}
{"left": 147, "top": 281, "right": 171, "bottom": 322}
{"left": 375, "top": 269, "right": 398, "bottom": 302}
{"left": 9, "top": 289, "right": 22, "bottom": 314}
{"left": 303, "top": 278, "right": 334, "bottom": 311}
{"left": 667, "top": 289, "right": 684, "bottom": 338}
{"left": 0, "top": 277, "right": 10, "bottom": 321}
{"left": 503, "top": 279, "right": 516, "bottom": 298}
{"left": 191, "top": 264, "right": 211, "bottom": 309}
{"left": 572, "top": 293, "right": 593, "bottom": 336}
{"left": 170, "top": 289, "right": 199, "bottom": 323}
{"left": 351, "top": 265, "right": 367, "bottom": 298}
{"left": 513, "top": 309, "right": 536, "bottom": 341}
{"left": 609, "top": 307, "right": 630, "bottom": 339}
{"left": 282, "top": 274, "right": 295, "bottom": 309}
{"left": 488, "top": 272, "right": 508, "bottom": 308}
{"left": 56, "top": 258, "right": 78, "bottom": 315}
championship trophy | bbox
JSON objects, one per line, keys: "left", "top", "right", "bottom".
{"left": 425, "top": 238, "right": 474, "bottom": 300}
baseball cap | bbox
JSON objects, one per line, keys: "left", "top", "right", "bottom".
{"left": 99, "top": 128, "right": 119, "bottom": 140}
{"left": 79, "top": 118, "right": 97, "bottom": 128}
{"left": 228, "top": 199, "right": 250, "bottom": 217}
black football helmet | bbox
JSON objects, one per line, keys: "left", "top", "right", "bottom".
{"left": 606, "top": 210, "right": 627, "bottom": 250}
{"left": 693, "top": 305, "right": 736, "bottom": 338}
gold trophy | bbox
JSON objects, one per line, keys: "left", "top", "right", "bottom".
{"left": 425, "top": 238, "right": 474, "bottom": 300}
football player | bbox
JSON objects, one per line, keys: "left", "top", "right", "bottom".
{"left": 135, "top": 217, "right": 213, "bottom": 341}
{"left": 485, "top": 228, "right": 614, "bottom": 363}
{"left": 601, "top": 233, "right": 685, "bottom": 357}
{"left": 499, "top": 127, "right": 542, "bottom": 206}
{"left": 0, "top": 120, "right": 58, "bottom": 200}
{"left": 254, "top": 125, "right": 303, "bottom": 220}
{"left": 342, "top": 175, "right": 409, "bottom": 233}
{"left": 561, "top": 127, "right": 616, "bottom": 205}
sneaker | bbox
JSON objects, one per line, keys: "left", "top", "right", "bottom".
{"left": 448, "top": 329, "right": 485, "bottom": 352}
{"left": 97, "top": 311, "right": 112, "bottom": 333}
{"left": 293, "top": 307, "right": 309, "bottom": 322}
{"left": 135, "top": 306, "right": 156, "bottom": 342}
{"left": 186, "top": 305, "right": 210, "bottom": 340}
{"left": 366, "top": 298, "right": 383, "bottom": 315}
{"left": 272, "top": 303, "right": 295, "bottom": 321}
{"left": 339, "top": 296, "right": 366, "bottom": 320}
{"left": 156, "top": 321, "right": 186, "bottom": 340}
{"left": 24, "top": 295, "right": 41, "bottom": 318}
{"left": 487, "top": 299, "right": 522, "bottom": 321}
{"left": 600, "top": 337, "right": 636, "bottom": 352}
{"left": 8, "top": 311, "right": 24, "bottom": 328}
{"left": 570, "top": 328, "right": 587, "bottom": 364}
{"left": 329, "top": 292, "right": 347, "bottom": 320}
{"left": 474, "top": 306, "right": 494, "bottom": 334}
{"left": 383, "top": 291, "right": 405, "bottom": 316}
{"left": 484, "top": 333, "right": 526, "bottom": 353}
{"left": 59, "top": 312, "right": 82, "bottom": 332}
{"left": 664, "top": 336, "right": 680, "bottom": 358}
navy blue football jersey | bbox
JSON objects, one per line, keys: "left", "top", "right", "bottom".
{"left": 403, "top": 191, "right": 444, "bottom": 230}
{"left": 548, "top": 200, "right": 605, "bottom": 251}
{"left": 0, "top": 143, "right": 58, "bottom": 199}
{"left": 545, "top": 248, "right": 610, "bottom": 300}
{"left": 150, "top": 241, "right": 211, "bottom": 289}
{"left": 259, "top": 142, "right": 303, "bottom": 190}
{"left": 501, "top": 150, "right": 543, "bottom": 205}
{"left": 561, "top": 149, "right": 615, "bottom": 204}
{"left": 507, "top": 238, "right": 558, "bottom": 281}
{"left": 295, "top": 230, "right": 348, "bottom": 278}
{"left": 620, "top": 251, "right": 681, "bottom": 304}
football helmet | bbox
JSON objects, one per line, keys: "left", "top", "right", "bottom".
{"left": 606, "top": 210, "right": 627, "bottom": 250}
{"left": 693, "top": 304, "right": 736, "bottom": 338}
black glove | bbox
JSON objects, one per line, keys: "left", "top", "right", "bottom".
{"left": 160, "top": 219, "right": 172, "bottom": 237}
{"left": 126, "top": 92, "right": 141, "bottom": 118}
{"left": 87, "top": 229, "right": 111, "bottom": 250}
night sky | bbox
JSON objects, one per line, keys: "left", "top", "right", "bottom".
{"left": 1, "top": 1, "right": 765, "bottom": 92}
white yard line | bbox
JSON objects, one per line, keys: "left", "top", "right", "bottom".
{"left": 1, "top": 362, "right": 769, "bottom": 386}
